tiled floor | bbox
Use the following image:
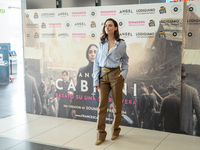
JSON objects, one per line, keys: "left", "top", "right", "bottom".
{"left": 0, "top": 112, "right": 200, "bottom": 150}
{"left": 0, "top": 60, "right": 25, "bottom": 118}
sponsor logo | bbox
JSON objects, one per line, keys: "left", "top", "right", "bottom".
{"left": 159, "top": 6, "right": 166, "bottom": 14}
{"left": 34, "top": 12, "right": 39, "bottom": 19}
{"left": 186, "top": 29, "right": 195, "bottom": 39}
{"left": 27, "top": 34, "right": 30, "bottom": 38}
{"left": 187, "top": 4, "right": 197, "bottom": 13}
{"left": 58, "top": 33, "right": 69, "bottom": 38}
{"left": 172, "top": 32, "right": 177, "bottom": 37}
{"left": 26, "top": 13, "right": 29, "bottom": 18}
{"left": 75, "top": 22, "right": 86, "bottom": 27}
{"left": 90, "top": 31, "right": 97, "bottom": 40}
{"left": 187, "top": 19, "right": 200, "bottom": 25}
{"left": 41, "top": 33, "right": 56, "bottom": 38}
{"left": 91, "top": 21, "right": 96, "bottom": 28}
{"left": 149, "top": 20, "right": 155, "bottom": 27}
{"left": 169, "top": 31, "right": 179, "bottom": 39}
{"left": 41, "top": 13, "right": 55, "bottom": 18}
{"left": 34, "top": 32, "right": 39, "bottom": 38}
{"left": 65, "top": 21, "right": 71, "bottom": 29}
{"left": 120, "top": 32, "right": 133, "bottom": 38}
{"left": 188, "top": 32, "right": 193, "bottom": 37}
{"left": 72, "top": 11, "right": 86, "bottom": 17}
{"left": 136, "top": 8, "right": 155, "bottom": 15}
{"left": 26, "top": 23, "right": 39, "bottom": 28}
{"left": 0, "top": 9, "right": 5, "bottom": 13}
{"left": 136, "top": 32, "right": 155, "bottom": 38}
{"left": 158, "top": 31, "right": 165, "bottom": 38}
{"left": 49, "top": 23, "right": 62, "bottom": 28}
{"left": 101, "top": 22, "right": 105, "bottom": 26}
{"left": 72, "top": 33, "right": 86, "bottom": 38}
{"left": 41, "top": 22, "right": 46, "bottom": 28}
{"left": 90, "top": 9, "right": 97, "bottom": 18}
{"left": 100, "top": 10, "right": 116, "bottom": 16}
{"left": 118, "top": 20, "right": 125, "bottom": 28}
{"left": 58, "top": 12, "right": 69, "bottom": 17}
{"left": 119, "top": 9, "right": 133, "bottom": 15}
{"left": 129, "top": 21, "right": 145, "bottom": 26}
{"left": 171, "top": 4, "right": 181, "bottom": 15}
{"left": 160, "top": 19, "right": 179, "bottom": 25}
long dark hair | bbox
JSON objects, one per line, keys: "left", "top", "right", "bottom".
{"left": 100, "top": 18, "right": 124, "bottom": 44}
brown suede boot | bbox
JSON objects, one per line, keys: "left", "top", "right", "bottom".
{"left": 95, "top": 131, "right": 107, "bottom": 145}
{"left": 111, "top": 128, "right": 121, "bottom": 140}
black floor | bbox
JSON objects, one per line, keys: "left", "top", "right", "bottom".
{"left": 0, "top": 136, "right": 74, "bottom": 150}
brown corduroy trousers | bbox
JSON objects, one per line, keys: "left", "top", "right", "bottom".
{"left": 97, "top": 68, "right": 124, "bottom": 140}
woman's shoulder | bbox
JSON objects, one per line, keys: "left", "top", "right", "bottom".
{"left": 98, "top": 41, "right": 105, "bottom": 46}
{"left": 119, "top": 40, "right": 126, "bottom": 45}
{"left": 118, "top": 40, "right": 126, "bottom": 49}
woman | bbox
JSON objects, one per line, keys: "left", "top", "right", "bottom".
{"left": 71, "top": 44, "right": 99, "bottom": 121}
{"left": 93, "top": 18, "right": 129, "bottom": 145}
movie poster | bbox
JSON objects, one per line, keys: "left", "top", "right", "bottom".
{"left": 23, "top": 1, "right": 199, "bottom": 137}
{"left": 181, "top": 1, "right": 200, "bottom": 136}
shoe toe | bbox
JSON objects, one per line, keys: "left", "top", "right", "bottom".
{"left": 95, "top": 140, "right": 103, "bottom": 145}
{"left": 111, "top": 135, "right": 118, "bottom": 140}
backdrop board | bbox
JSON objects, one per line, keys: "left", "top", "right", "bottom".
{"left": 181, "top": 1, "right": 200, "bottom": 136}
{"left": 23, "top": 1, "right": 200, "bottom": 137}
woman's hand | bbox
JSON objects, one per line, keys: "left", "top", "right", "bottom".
{"left": 95, "top": 86, "right": 99, "bottom": 90}
{"left": 118, "top": 74, "right": 124, "bottom": 88}
{"left": 118, "top": 74, "right": 124, "bottom": 80}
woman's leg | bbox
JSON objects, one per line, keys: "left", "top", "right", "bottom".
{"left": 109, "top": 69, "right": 124, "bottom": 137}
{"left": 96, "top": 75, "right": 111, "bottom": 141}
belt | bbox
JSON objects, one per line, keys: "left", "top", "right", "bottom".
{"left": 100, "top": 67, "right": 119, "bottom": 78}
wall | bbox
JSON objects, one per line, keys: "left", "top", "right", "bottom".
{"left": 0, "top": 4, "right": 10, "bottom": 43}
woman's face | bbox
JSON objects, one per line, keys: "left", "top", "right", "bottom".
{"left": 104, "top": 20, "right": 117, "bottom": 35}
{"left": 88, "top": 46, "right": 97, "bottom": 62}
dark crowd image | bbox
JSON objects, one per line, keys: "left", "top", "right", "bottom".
{"left": 136, "top": 66, "right": 200, "bottom": 136}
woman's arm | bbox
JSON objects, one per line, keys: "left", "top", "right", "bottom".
{"left": 120, "top": 42, "right": 129, "bottom": 80}
{"left": 93, "top": 42, "right": 101, "bottom": 87}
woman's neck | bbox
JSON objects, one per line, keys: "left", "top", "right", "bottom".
{"left": 107, "top": 34, "right": 115, "bottom": 42}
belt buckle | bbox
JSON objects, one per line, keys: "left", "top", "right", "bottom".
{"left": 102, "top": 68, "right": 110, "bottom": 73}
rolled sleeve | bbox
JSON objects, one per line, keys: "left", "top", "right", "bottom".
{"left": 120, "top": 43, "right": 129, "bottom": 80}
